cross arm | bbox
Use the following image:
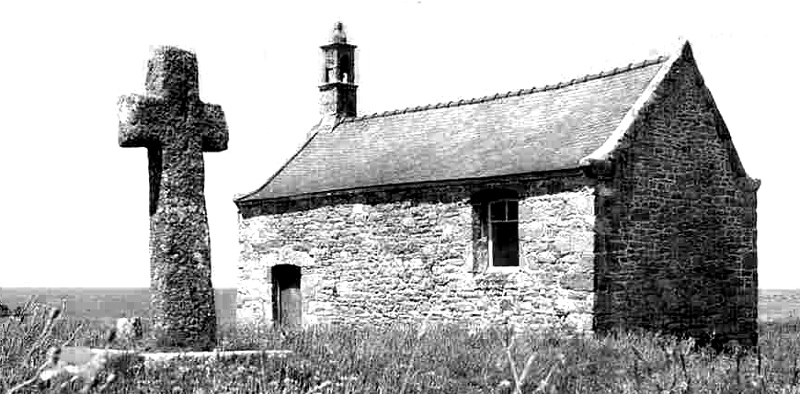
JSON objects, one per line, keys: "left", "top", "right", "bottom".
{"left": 118, "top": 94, "right": 163, "bottom": 148}
{"left": 196, "top": 103, "right": 229, "bottom": 152}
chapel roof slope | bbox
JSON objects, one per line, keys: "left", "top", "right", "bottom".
{"left": 236, "top": 54, "right": 669, "bottom": 203}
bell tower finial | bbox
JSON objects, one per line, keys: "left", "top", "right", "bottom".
{"left": 331, "top": 22, "right": 347, "bottom": 44}
{"left": 319, "top": 22, "right": 357, "bottom": 118}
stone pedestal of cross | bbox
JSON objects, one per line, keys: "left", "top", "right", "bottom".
{"left": 117, "top": 47, "right": 227, "bottom": 351}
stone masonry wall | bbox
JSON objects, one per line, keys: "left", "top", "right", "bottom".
{"left": 593, "top": 45, "right": 759, "bottom": 345}
{"left": 237, "top": 173, "right": 595, "bottom": 332}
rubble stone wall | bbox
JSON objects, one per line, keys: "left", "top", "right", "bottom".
{"left": 237, "top": 173, "right": 596, "bottom": 332}
{"left": 592, "top": 45, "right": 759, "bottom": 345}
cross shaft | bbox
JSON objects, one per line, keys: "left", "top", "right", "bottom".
{"left": 118, "top": 47, "right": 227, "bottom": 351}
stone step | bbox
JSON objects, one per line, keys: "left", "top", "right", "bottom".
{"left": 32, "top": 347, "right": 294, "bottom": 392}
{"left": 92, "top": 348, "right": 292, "bottom": 362}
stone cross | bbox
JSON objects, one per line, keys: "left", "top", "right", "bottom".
{"left": 117, "top": 47, "right": 227, "bottom": 351}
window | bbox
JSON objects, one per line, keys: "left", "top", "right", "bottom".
{"left": 470, "top": 189, "right": 521, "bottom": 271}
{"left": 488, "top": 199, "right": 519, "bottom": 267}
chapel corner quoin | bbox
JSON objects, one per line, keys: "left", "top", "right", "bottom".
{"left": 233, "top": 23, "right": 760, "bottom": 346}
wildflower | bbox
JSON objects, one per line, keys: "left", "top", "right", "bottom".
{"left": 114, "top": 316, "right": 144, "bottom": 345}
{"left": 497, "top": 379, "right": 512, "bottom": 388}
{"left": 48, "top": 307, "right": 61, "bottom": 321}
{"left": 308, "top": 380, "right": 332, "bottom": 393}
{"left": 38, "top": 346, "right": 113, "bottom": 393}
{"left": 493, "top": 354, "right": 507, "bottom": 370}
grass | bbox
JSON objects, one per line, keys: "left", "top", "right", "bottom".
{"left": 5, "top": 301, "right": 800, "bottom": 393}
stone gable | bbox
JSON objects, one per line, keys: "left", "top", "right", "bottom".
{"left": 591, "top": 42, "right": 759, "bottom": 346}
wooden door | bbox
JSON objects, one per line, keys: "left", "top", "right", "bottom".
{"left": 272, "top": 265, "right": 302, "bottom": 328}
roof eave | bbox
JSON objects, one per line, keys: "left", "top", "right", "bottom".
{"left": 233, "top": 114, "right": 346, "bottom": 206}
{"left": 235, "top": 166, "right": 591, "bottom": 207}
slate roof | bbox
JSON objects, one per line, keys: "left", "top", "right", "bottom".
{"left": 237, "top": 55, "right": 669, "bottom": 203}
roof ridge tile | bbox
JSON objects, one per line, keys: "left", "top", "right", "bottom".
{"left": 339, "top": 54, "right": 668, "bottom": 124}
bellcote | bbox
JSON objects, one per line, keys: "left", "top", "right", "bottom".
{"left": 319, "top": 22, "right": 357, "bottom": 117}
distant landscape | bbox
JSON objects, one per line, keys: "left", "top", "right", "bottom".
{"left": 0, "top": 287, "right": 237, "bottom": 327}
{"left": 1, "top": 287, "right": 799, "bottom": 325}
{"left": 759, "top": 289, "right": 800, "bottom": 322}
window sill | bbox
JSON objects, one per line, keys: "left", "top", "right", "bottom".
{"left": 485, "top": 265, "right": 521, "bottom": 274}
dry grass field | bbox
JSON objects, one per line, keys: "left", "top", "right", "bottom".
{"left": 2, "top": 296, "right": 800, "bottom": 393}
{"left": 3, "top": 289, "right": 800, "bottom": 393}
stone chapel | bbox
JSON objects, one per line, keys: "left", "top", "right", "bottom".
{"left": 234, "top": 23, "right": 760, "bottom": 345}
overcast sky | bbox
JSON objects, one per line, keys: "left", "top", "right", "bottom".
{"left": 0, "top": 1, "right": 794, "bottom": 289}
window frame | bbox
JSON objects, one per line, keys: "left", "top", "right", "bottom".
{"left": 487, "top": 198, "right": 520, "bottom": 268}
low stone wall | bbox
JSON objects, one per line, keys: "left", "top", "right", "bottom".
{"left": 237, "top": 175, "right": 595, "bottom": 333}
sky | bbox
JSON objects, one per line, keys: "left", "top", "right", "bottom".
{"left": 0, "top": 1, "right": 795, "bottom": 289}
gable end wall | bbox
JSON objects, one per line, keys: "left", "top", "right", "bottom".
{"left": 593, "top": 49, "right": 759, "bottom": 345}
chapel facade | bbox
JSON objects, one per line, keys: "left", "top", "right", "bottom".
{"left": 234, "top": 23, "right": 760, "bottom": 345}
